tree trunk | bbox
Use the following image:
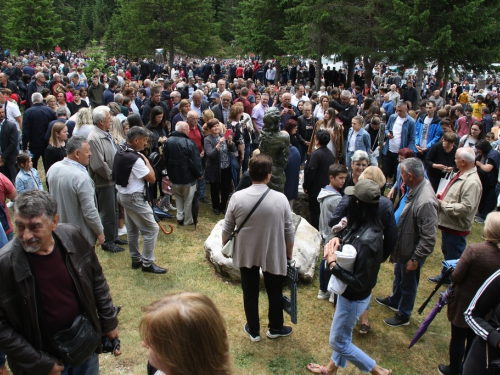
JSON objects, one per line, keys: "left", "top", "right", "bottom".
{"left": 363, "top": 55, "right": 375, "bottom": 94}
{"left": 275, "top": 59, "right": 281, "bottom": 86}
{"left": 435, "top": 57, "right": 444, "bottom": 95}
{"left": 442, "top": 63, "right": 451, "bottom": 101}
{"left": 415, "top": 61, "right": 424, "bottom": 106}
{"left": 168, "top": 37, "right": 174, "bottom": 69}
{"left": 346, "top": 55, "right": 355, "bottom": 86}
{"left": 315, "top": 52, "right": 322, "bottom": 92}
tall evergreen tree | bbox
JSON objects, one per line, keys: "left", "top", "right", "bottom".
{"left": 2, "top": 0, "right": 64, "bottom": 52}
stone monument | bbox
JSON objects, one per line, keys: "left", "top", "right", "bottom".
{"left": 259, "top": 107, "right": 290, "bottom": 192}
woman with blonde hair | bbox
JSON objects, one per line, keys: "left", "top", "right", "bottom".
{"left": 437, "top": 212, "right": 500, "bottom": 375}
{"left": 46, "top": 95, "right": 58, "bottom": 112}
{"left": 44, "top": 122, "right": 68, "bottom": 172}
{"left": 314, "top": 94, "right": 330, "bottom": 120}
{"left": 72, "top": 107, "right": 94, "bottom": 138}
{"left": 141, "top": 292, "right": 232, "bottom": 375}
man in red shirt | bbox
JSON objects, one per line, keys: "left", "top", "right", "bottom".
{"left": 234, "top": 87, "right": 252, "bottom": 116}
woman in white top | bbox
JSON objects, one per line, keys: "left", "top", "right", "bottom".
{"left": 72, "top": 108, "right": 94, "bottom": 139}
{"left": 314, "top": 94, "right": 330, "bottom": 120}
{"left": 459, "top": 121, "right": 485, "bottom": 155}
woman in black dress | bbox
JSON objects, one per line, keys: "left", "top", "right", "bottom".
{"left": 45, "top": 122, "right": 68, "bottom": 172}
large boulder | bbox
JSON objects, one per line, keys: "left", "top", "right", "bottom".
{"left": 204, "top": 215, "right": 321, "bottom": 282}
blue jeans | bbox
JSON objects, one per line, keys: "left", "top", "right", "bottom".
{"left": 242, "top": 143, "right": 251, "bottom": 173}
{"left": 62, "top": 353, "right": 99, "bottom": 375}
{"left": 0, "top": 350, "right": 5, "bottom": 367}
{"left": 345, "top": 151, "right": 354, "bottom": 172}
{"left": 388, "top": 261, "right": 423, "bottom": 318}
{"left": 196, "top": 173, "right": 206, "bottom": 199}
{"left": 440, "top": 231, "right": 467, "bottom": 281}
{"left": 329, "top": 294, "right": 376, "bottom": 372}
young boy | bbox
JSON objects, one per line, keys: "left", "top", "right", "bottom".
{"left": 316, "top": 163, "right": 348, "bottom": 300}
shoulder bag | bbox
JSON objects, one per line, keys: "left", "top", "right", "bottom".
{"left": 221, "top": 188, "right": 271, "bottom": 258}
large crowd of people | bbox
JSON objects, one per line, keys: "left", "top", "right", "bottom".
{"left": 0, "top": 49, "right": 500, "bottom": 374}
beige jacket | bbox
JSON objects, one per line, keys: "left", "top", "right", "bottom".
{"left": 438, "top": 166, "right": 482, "bottom": 232}
{"left": 87, "top": 126, "right": 116, "bottom": 188}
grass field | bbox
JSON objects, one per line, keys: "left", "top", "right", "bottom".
{"left": 86, "top": 190, "right": 485, "bottom": 375}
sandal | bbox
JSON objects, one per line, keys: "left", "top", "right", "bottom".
{"left": 306, "top": 363, "right": 329, "bottom": 375}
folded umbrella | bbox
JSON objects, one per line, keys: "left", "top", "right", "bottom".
{"left": 409, "top": 288, "right": 451, "bottom": 348}
{"left": 418, "top": 265, "right": 454, "bottom": 314}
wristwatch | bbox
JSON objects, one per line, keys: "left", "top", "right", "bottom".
{"left": 411, "top": 259, "right": 418, "bottom": 266}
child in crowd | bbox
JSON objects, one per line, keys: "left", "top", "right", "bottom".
{"left": 317, "top": 163, "right": 348, "bottom": 301}
{"left": 15, "top": 153, "right": 44, "bottom": 194}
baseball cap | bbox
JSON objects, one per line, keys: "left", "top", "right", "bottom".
{"left": 344, "top": 179, "right": 380, "bottom": 204}
{"left": 210, "top": 92, "right": 220, "bottom": 99}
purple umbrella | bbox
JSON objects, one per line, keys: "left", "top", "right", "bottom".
{"left": 409, "top": 288, "right": 451, "bottom": 348}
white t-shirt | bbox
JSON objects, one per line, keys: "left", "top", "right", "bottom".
{"left": 459, "top": 135, "right": 479, "bottom": 154}
{"left": 115, "top": 158, "right": 150, "bottom": 194}
{"left": 348, "top": 130, "right": 358, "bottom": 152}
{"left": 420, "top": 116, "right": 433, "bottom": 148}
{"left": 4, "top": 101, "right": 21, "bottom": 130}
{"left": 389, "top": 116, "right": 405, "bottom": 153}
{"left": 290, "top": 94, "right": 310, "bottom": 107}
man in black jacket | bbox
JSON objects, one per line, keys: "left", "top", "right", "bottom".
{"left": 164, "top": 121, "right": 203, "bottom": 226}
{"left": 303, "top": 129, "right": 335, "bottom": 230}
{"left": 22, "top": 92, "right": 57, "bottom": 172}
{"left": 26, "top": 73, "right": 49, "bottom": 107}
{"left": 0, "top": 106, "right": 19, "bottom": 182}
{"left": 0, "top": 190, "right": 119, "bottom": 375}
{"left": 330, "top": 89, "right": 357, "bottom": 139}
{"left": 142, "top": 85, "right": 170, "bottom": 125}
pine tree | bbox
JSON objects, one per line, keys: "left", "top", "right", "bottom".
{"left": 2, "top": 0, "right": 63, "bottom": 52}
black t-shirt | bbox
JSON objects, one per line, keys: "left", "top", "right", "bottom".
{"left": 305, "top": 117, "right": 314, "bottom": 141}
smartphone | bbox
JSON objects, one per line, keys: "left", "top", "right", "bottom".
{"left": 389, "top": 130, "right": 393, "bottom": 136}
{"left": 288, "top": 105, "right": 292, "bottom": 109}
{"left": 224, "top": 129, "right": 232, "bottom": 139}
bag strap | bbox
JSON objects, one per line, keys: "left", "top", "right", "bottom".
{"left": 233, "top": 188, "right": 271, "bottom": 235}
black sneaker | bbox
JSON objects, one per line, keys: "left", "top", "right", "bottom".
{"left": 102, "top": 243, "right": 125, "bottom": 253}
{"left": 384, "top": 313, "right": 410, "bottom": 327}
{"left": 266, "top": 326, "right": 292, "bottom": 339}
{"left": 438, "top": 364, "right": 460, "bottom": 375}
{"left": 244, "top": 323, "right": 260, "bottom": 342}
{"left": 375, "top": 296, "right": 398, "bottom": 312}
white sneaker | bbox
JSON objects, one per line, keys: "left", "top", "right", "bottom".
{"left": 329, "top": 293, "right": 336, "bottom": 304}
{"left": 7, "top": 201, "right": 13, "bottom": 208}
{"left": 118, "top": 226, "right": 128, "bottom": 236}
{"left": 168, "top": 204, "right": 177, "bottom": 211}
{"left": 317, "top": 290, "right": 331, "bottom": 300}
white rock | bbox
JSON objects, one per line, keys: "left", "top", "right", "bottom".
{"left": 204, "top": 217, "right": 321, "bottom": 282}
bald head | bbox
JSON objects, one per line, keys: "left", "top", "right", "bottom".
{"left": 175, "top": 121, "right": 189, "bottom": 135}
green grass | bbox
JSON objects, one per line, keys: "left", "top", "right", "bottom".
{"left": 12, "top": 167, "right": 487, "bottom": 374}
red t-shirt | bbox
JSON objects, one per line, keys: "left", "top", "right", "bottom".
{"left": 236, "top": 67, "right": 244, "bottom": 77}
{"left": 189, "top": 126, "right": 203, "bottom": 154}
{"left": 0, "top": 173, "right": 15, "bottom": 235}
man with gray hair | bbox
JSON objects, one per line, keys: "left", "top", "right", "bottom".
{"left": 213, "top": 91, "right": 232, "bottom": 124}
{"left": 0, "top": 190, "right": 119, "bottom": 374}
{"left": 330, "top": 89, "right": 358, "bottom": 139}
{"left": 88, "top": 106, "right": 126, "bottom": 253}
{"left": 26, "top": 72, "right": 49, "bottom": 107}
{"left": 376, "top": 157, "right": 438, "bottom": 327}
{"left": 22, "top": 92, "right": 57, "bottom": 172}
{"left": 428, "top": 147, "right": 482, "bottom": 285}
{"left": 164, "top": 121, "right": 203, "bottom": 226}
{"left": 0, "top": 73, "right": 20, "bottom": 97}
{"left": 47, "top": 136, "right": 104, "bottom": 246}
{"left": 113, "top": 126, "right": 166, "bottom": 273}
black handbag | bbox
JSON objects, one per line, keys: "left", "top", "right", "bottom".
{"left": 282, "top": 261, "right": 298, "bottom": 324}
{"left": 52, "top": 314, "right": 101, "bottom": 367}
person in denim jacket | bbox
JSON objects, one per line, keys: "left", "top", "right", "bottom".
{"left": 14, "top": 153, "right": 43, "bottom": 194}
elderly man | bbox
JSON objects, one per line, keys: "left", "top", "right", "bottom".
{"left": 114, "top": 126, "right": 167, "bottom": 274}
{"left": 251, "top": 92, "right": 269, "bottom": 137}
{"left": 0, "top": 73, "right": 19, "bottom": 97}
{"left": 22, "top": 93, "right": 57, "bottom": 172}
{"left": 388, "top": 84, "right": 401, "bottom": 108}
{"left": 0, "top": 190, "right": 119, "bottom": 374}
{"left": 381, "top": 101, "right": 416, "bottom": 190}
{"left": 164, "top": 122, "right": 203, "bottom": 226}
{"left": 88, "top": 106, "right": 126, "bottom": 253}
{"left": 381, "top": 94, "right": 394, "bottom": 116}
{"left": 429, "top": 89, "right": 444, "bottom": 109}
{"left": 168, "top": 90, "right": 182, "bottom": 122}
{"left": 213, "top": 91, "right": 232, "bottom": 124}
{"left": 330, "top": 90, "right": 358, "bottom": 139}
{"left": 0, "top": 106, "right": 20, "bottom": 183}
{"left": 26, "top": 72, "right": 49, "bottom": 107}
{"left": 376, "top": 158, "right": 438, "bottom": 327}
{"left": 428, "top": 147, "right": 482, "bottom": 285}
{"left": 190, "top": 90, "right": 210, "bottom": 123}
{"left": 47, "top": 136, "right": 104, "bottom": 246}
{"left": 275, "top": 92, "right": 298, "bottom": 129}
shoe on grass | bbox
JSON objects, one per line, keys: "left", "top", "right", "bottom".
{"left": 244, "top": 323, "right": 260, "bottom": 342}
{"left": 359, "top": 324, "right": 371, "bottom": 334}
{"left": 375, "top": 296, "right": 398, "bottom": 312}
{"left": 266, "top": 325, "right": 292, "bottom": 339}
{"left": 317, "top": 290, "right": 331, "bottom": 300}
{"left": 438, "top": 364, "right": 460, "bottom": 375}
{"left": 384, "top": 313, "right": 410, "bottom": 327}
{"left": 118, "top": 226, "right": 128, "bottom": 236}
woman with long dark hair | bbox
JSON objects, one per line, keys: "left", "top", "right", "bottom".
{"left": 307, "top": 179, "right": 392, "bottom": 375}
{"left": 146, "top": 106, "right": 169, "bottom": 203}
